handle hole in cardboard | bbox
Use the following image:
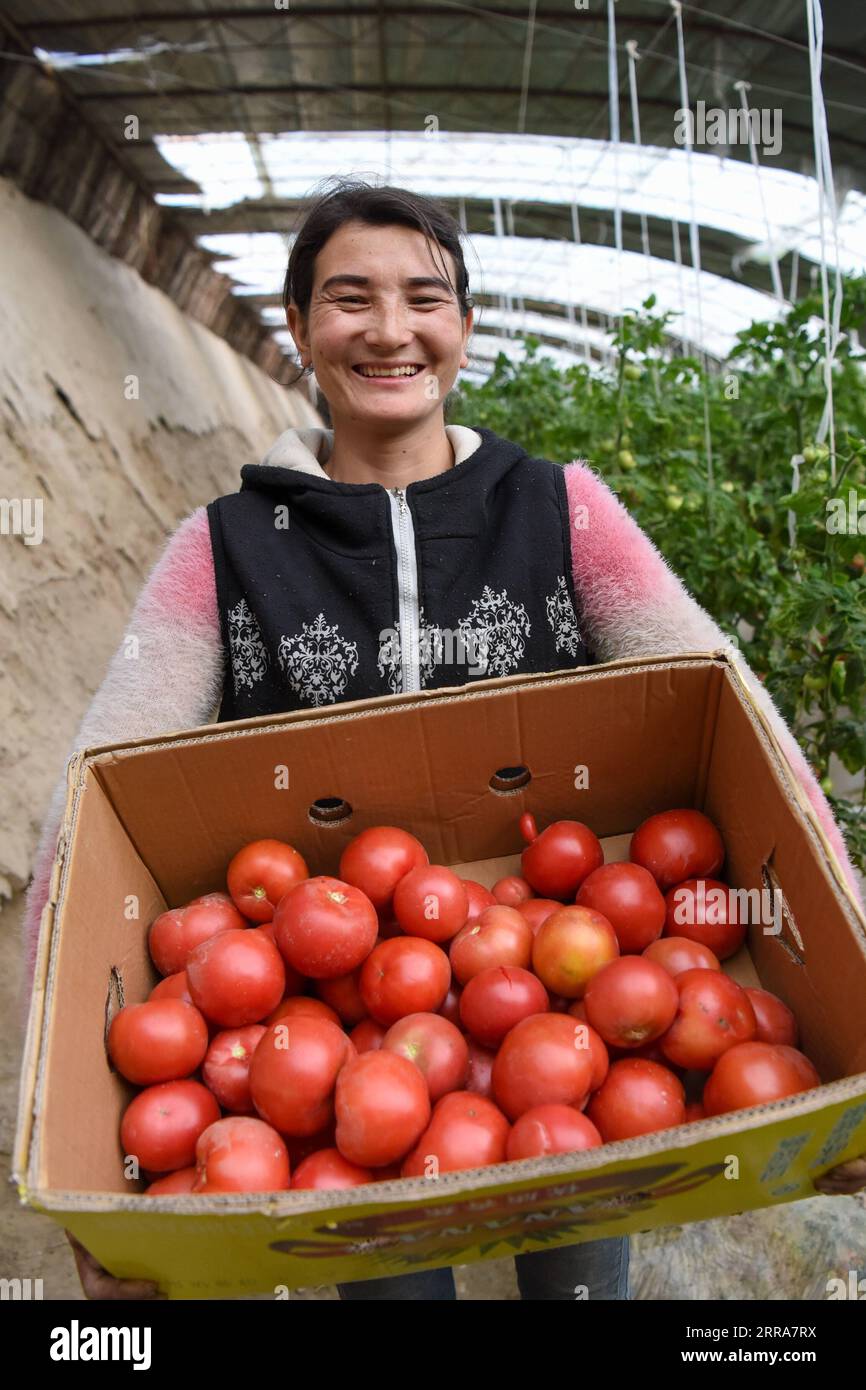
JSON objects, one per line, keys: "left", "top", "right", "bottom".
{"left": 308, "top": 796, "right": 353, "bottom": 827}
{"left": 760, "top": 861, "right": 806, "bottom": 966}
{"left": 103, "top": 965, "right": 126, "bottom": 1070}
{"left": 489, "top": 765, "right": 531, "bottom": 794}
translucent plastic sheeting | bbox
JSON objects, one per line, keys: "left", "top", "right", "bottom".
{"left": 202, "top": 230, "right": 781, "bottom": 358}
{"left": 154, "top": 130, "right": 866, "bottom": 274}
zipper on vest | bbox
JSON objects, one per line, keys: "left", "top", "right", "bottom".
{"left": 387, "top": 487, "right": 421, "bottom": 693}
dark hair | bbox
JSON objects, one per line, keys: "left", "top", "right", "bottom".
{"left": 282, "top": 177, "right": 475, "bottom": 392}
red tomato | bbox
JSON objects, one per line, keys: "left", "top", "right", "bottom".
{"left": 273, "top": 876, "right": 378, "bottom": 978}
{"left": 187, "top": 928, "right": 285, "bottom": 1027}
{"left": 339, "top": 826, "right": 429, "bottom": 914}
{"left": 227, "top": 839, "right": 309, "bottom": 923}
{"left": 643, "top": 936, "right": 721, "bottom": 977}
{"left": 108, "top": 999, "right": 209, "bottom": 1086}
{"left": 437, "top": 984, "right": 462, "bottom": 1027}
{"left": 393, "top": 865, "right": 469, "bottom": 943}
{"left": 144, "top": 1166, "right": 197, "bottom": 1195}
{"left": 462, "top": 879, "right": 497, "bottom": 920}
{"left": 249, "top": 1016, "right": 354, "bottom": 1136}
{"left": 193, "top": 1116, "right": 290, "bottom": 1193}
{"left": 202, "top": 1025, "right": 266, "bottom": 1112}
{"left": 449, "top": 906, "right": 533, "bottom": 986}
{"left": 520, "top": 814, "right": 604, "bottom": 900}
{"left": 267, "top": 996, "right": 341, "bottom": 1029}
{"left": 335, "top": 1051, "right": 431, "bottom": 1166}
{"left": 568, "top": 1016, "right": 610, "bottom": 1092}
{"left": 703, "top": 1041, "right": 819, "bottom": 1116}
{"left": 576, "top": 862, "right": 666, "bottom": 953}
{"left": 664, "top": 879, "right": 746, "bottom": 960}
{"left": 149, "top": 971, "right": 194, "bottom": 1005}
{"left": 587, "top": 1058, "right": 685, "bottom": 1140}
{"left": 253, "top": 931, "right": 304, "bottom": 994}
{"left": 584, "top": 957, "right": 679, "bottom": 1050}
{"left": 775, "top": 1045, "right": 820, "bottom": 1090}
{"left": 459, "top": 966, "right": 549, "bottom": 1048}
{"left": 359, "top": 937, "right": 451, "bottom": 1025}
{"left": 149, "top": 893, "right": 246, "bottom": 976}
{"left": 630, "top": 809, "right": 724, "bottom": 892}
{"left": 659, "top": 969, "right": 756, "bottom": 1070}
{"left": 531, "top": 906, "right": 619, "bottom": 999}
{"left": 492, "top": 875, "right": 535, "bottom": 907}
{"left": 350, "top": 1018, "right": 388, "bottom": 1052}
{"left": 120, "top": 1080, "right": 220, "bottom": 1173}
{"left": 465, "top": 1040, "right": 497, "bottom": 1098}
{"left": 506, "top": 1104, "right": 602, "bottom": 1160}
{"left": 492, "top": 1014, "right": 594, "bottom": 1120}
{"left": 745, "top": 988, "right": 798, "bottom": 1047}
{"left": 516, "top": 898, "right": 561, "bottom": 935}
{"left": 315, "top": 969, "right": 368, "bottom": 1026}
{"left": 383, "top": 1013, "right": 468, "bottom": 1101}
{"left": 291, "top": 1148, "right": 374, "bottom": 1191}
{"left": 401, "top": 1091, "right": 510, "bottom": 1176}
{"left": 684, "top": 1100, "right": 705, "bottom": 1123}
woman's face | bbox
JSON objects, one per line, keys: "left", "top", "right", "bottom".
{"left": 287, "top": 220, "right": 474, "bottom": 431}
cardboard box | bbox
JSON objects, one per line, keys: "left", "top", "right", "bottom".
{"left": 14, "top": 651, "right": 866, "bottom": 1299}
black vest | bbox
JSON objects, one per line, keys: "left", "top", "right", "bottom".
{"left": 206, "top": 427, "right": 592, "bottom": 721}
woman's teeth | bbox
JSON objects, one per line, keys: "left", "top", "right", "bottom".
{"left": 355, "top": 365, "right": 422, "bottom": 377}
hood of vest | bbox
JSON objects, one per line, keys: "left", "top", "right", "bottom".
{"left": 237, "top": 425, "right": 532, "bottom": 554}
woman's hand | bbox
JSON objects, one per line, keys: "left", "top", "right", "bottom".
{"left": 66, "top": 1231, "right": 165, "bottom": 1300}
{"left": 813, "top": 1155, "right": 866, "bottom": 1196}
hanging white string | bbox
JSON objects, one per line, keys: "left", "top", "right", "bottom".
{"left": 789, "top": 246, "right": 799, "bottom": 303}
{"left": 517, "top": 0, "right": 538, "bottom": 136}
{"left": 569, "top": 192, "right": 593, "bottom": 364}
{"left": 671, "top": 0, "right": 713, "bottom": 487}
{"left": 607, "top": 0, "right": 624, "bottom": 321}
{"left": 806, "top": 0, "right": 844, "bottom": 484}
{"left": 625, "top": 39, "right": 653, "bottom": 282}
{"left": 670, "top": 218, "right": 688, "bottom": 351}
{"left": 733, "top": 80, "right": 785, "bottom": 303}
{"left": 492, "top": 195, "right": 513, "bottom": 325}
{"left": 788, "top": 452, "right": 803, "bottom": 558}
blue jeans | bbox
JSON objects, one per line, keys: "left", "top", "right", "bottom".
{"left": 337, "top": 1236, "right": 630, "bottom": 1300}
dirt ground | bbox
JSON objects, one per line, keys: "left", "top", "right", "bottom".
{"left": 3, "top": 888, "right": 864, "bottom": 1302}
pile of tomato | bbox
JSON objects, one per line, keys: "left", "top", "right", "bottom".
{"left": 108, "top": 809, "right": 820, "bottom": 1195}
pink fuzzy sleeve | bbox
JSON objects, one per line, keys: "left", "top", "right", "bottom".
{"left": 564, "top": 462, "right": 864, "bottom": 910}
{"left": 20, "top": 507, "right": 225, "bottom": 1021}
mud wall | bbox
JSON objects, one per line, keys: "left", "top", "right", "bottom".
{"left": 0, "top": 176, "right": 319, "bottom": 899}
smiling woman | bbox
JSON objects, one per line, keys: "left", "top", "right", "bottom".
{"left": 24, "top": 177, "right": 864, "bottom": 1306}
{"left": 281, "top": 181, "right": 476, "bottom": 486}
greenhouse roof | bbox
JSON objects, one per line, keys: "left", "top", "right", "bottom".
{"left": 8, "top": 0, "right": 866, "bottom": 369}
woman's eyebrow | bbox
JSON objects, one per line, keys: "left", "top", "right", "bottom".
{"left": 319, "top": 274, "right": 454, "bottom": 293}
